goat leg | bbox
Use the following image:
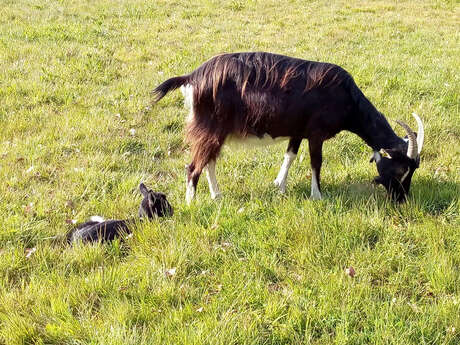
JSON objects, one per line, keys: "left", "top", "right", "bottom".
{"left": 274, "top": 138, "right": 302, "bottom": 193}
{"left": 309, "top": 139, "right": 323, "bottom": 200}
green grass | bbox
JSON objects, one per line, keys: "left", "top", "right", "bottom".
{"left": 0, "top": 0, "right": 459, "bottom": 344}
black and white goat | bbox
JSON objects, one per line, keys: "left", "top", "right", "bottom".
{"left": 67, "top": 183, "right": 173, "bottom": 244}
{"left": 152, "top": 52, "right": 424, "bottom": 203}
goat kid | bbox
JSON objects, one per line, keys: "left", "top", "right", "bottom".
{"left": 67, "top": 183, "right": 173, "bottom": 244}
{"left": 152, "top": 52, "right": 424, "bottom": 203}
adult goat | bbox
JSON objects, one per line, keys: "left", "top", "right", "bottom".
{"left": 152, "top": 52, "right": 424, "bottom": 203}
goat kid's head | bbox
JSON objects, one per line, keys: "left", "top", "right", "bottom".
{"left": 372, "top": 113, "right": 425, "bottom": 202}
{"left": 139, "top": 183, "right": 173, "bottom": 218}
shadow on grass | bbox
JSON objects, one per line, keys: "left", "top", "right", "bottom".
{"left": 410, "top": 176, "right": 459, "bottom": 216}
{"left": 228, "top": 178, "right": 379, "bottom": 209}
{"left": 231, "top": 175, "right": 458, "bottom": 217}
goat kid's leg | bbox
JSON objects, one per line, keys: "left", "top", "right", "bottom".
{"left": 308, "top": 139, "right": 323, "bottom": 200}
{"left": 205, "top": 159, "right": 221, "bottom": 200}
{"left": 274, "top": 138, "right": 302, "bottom": 193}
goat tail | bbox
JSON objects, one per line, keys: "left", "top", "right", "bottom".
{"left": 152, "top": 75, "right": 189, "bottom": 102}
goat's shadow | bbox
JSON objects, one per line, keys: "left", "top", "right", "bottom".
{"left": 405, "top": 176, "right": 459, "bottom": 215}
{"left": 293, "top": 176, "right": 458, "bottom": 216}
{"left": 232, "top": 175, "right": 458, "bottom": 217}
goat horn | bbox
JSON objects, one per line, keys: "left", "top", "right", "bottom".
{"left": 396, "top": 120, "right": 418, "bottom": 159}
{"left": 412, "top": 113, "right": 424, "bottom": 155}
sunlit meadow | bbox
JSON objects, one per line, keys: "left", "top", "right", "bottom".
{"left": 0, "top": 0, "right": 459, "bottom": 344}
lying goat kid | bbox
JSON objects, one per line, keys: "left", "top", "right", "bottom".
{"left": 67, "top": 183, "right": 173, "bottom": 244}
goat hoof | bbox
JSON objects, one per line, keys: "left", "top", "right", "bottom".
{"left": 310, "top": 192, "right": 322, "bottom": 200}
{"left": 211, "top": 192, "right": 222, "bottom": 200}
{"left": 185, "top": 193, "right": 194, "bottom": 205}
{"left": 273, "top": 179, "right": 286, "bottom": 193}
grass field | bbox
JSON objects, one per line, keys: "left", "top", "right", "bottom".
{"left": 0, "top": 0, "right": 459, "bottom": 344}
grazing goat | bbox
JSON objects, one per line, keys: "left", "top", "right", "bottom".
{"left": 152, "top": 52, "right": 424, "bottom": 203}
{"left": 67, "top": 183, "right": 173, "bottom": 244}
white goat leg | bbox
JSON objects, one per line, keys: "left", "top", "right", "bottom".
{"left": 186, "top": 179, "right": 195, "bottom": 205}
{"left": 310, "top": 168, "right": 322, "bottom": 200}
{"left": 273, "top": 151, "right": 296, "bottom": 193}
{"left": 205, "top": 160, "right": 221, "bottom": 200}
{"left": 185, "top": 164, "right": 196, "bottom": 205}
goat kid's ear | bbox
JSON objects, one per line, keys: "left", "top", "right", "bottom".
{"left": 139, "top": 183, "right": 149, "bottom": 196}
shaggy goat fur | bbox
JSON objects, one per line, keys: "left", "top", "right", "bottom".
{"left": 153, "top": 52, "right": 424, "bottom": 202}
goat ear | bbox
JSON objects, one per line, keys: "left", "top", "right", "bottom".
{"left": 139, "top": 183, "right": 149, "bottom": 196}
{"left": 370, "top": 151, "right": 381, "bottom": 163}
{"left": 384, "top": 149, "right": 410, "bottom": 162}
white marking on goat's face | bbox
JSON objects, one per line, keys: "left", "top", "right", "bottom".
{"left": 374, "top": 149, "right": 417, "bottom": 202}
{"left": 225, "top": 134, "right": 289, "bottom": 150}
{"left": 310, "top": 168, "right": 322, "bottom": 200}
{"left": 400, "top": 167, "right": 411, "bottom": 184}
{"left": 274, "top": 151, "right": 296, "bottom": 193}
